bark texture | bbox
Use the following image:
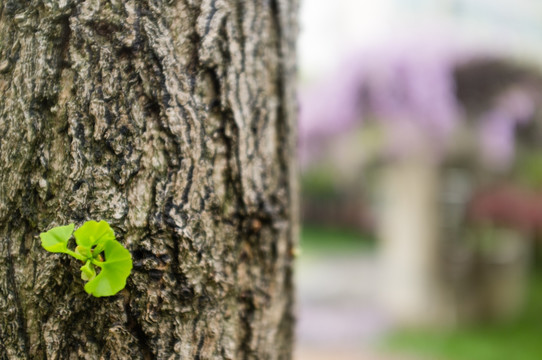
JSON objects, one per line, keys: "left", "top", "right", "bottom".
{"left": 0, "top": 0, "right": 297, "bottom": 358}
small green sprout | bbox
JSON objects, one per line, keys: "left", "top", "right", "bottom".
{"left": 40, "top": 220, "right": 133, "bottom": 297}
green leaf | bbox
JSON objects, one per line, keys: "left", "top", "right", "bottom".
{"left": 40, "top": 224, "right": 75, "bottom": 253}
{"left": 84, "top": 240, "right": 132, "bottom": 297}
{"left": 74, "top": 220, "right": 115, "bottom": 248}
{"left": 40, "top": 220, "right": 132, "bottom": 297}
{"left": 80, "top": 260, "right": 96, "bottom": 281}
{"left": 75, "top": 245, "right": 92, "bottom": 258}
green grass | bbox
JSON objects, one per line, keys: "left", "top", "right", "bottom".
{"left": 299, "top": 224, "right": 375, "bottom": 255}
{"left": 384, "top": 274, "right": 542, "bottom": 360}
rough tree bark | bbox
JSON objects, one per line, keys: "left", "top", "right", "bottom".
{"left": 0, "top": 0, "right": 297, "bottom": 359}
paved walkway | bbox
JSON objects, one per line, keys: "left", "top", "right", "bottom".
{"left": 295, "top": 253, "right": 417, "bottom": 360}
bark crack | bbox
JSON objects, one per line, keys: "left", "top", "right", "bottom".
{"left": 125, "top": 291, "right": 154, "bottom": 360}
{"left": 5, "top": 228, "right": 30, "bottom": 359}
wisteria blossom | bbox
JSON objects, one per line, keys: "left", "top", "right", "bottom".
{"left": 299, "top": 35, "right": 538, "bottom": 170}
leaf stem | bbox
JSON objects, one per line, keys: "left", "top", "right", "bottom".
{"left": 65, "top": 249, "right": 87, "bottom": 262}
{"left": 91, "top": 258, "right": 104, "bottom": 268}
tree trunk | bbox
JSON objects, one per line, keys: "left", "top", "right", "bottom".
{"left": 0, "top": 0, "right": 298, "bottom": 359}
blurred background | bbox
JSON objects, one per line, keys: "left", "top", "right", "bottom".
{"left": 294, "top": 1, "right": 542, "bottom": 359}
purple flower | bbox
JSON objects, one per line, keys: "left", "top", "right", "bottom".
{"left": 298, "top": 34, "right": 536, "bottom": 170}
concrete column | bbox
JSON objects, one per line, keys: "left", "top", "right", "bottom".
{"left": 377, "top": 158, "right": 444, "bottom": 325}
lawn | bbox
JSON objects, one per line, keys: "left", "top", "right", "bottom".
{"left": 299, "top": 224, "right": 375, "bottom": 255}
{"left": 384, "top": 273, "right": 542, "bottom": 360}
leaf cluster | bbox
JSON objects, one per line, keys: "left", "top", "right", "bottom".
{"left": 39, "top": 220, "right": 132, "bottom": 297}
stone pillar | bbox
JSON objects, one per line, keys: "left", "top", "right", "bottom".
{"left": 377, "top": 158, "right": 444, "bottom": 325}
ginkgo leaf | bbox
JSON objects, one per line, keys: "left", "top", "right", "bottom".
{"left": 84, "top": 240, "right": 132, "bottom": 297}
{"left": 40, "top": 223, "right": 75, "bottom": 253}
{"left": 80, "top": 260, "right": 96, "bottom": 281}
{"left": 40, "top": 220, "right": 133, "bottom": 297}
{"left": 74, "top": 220, "right": 115, "bottom": 248}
